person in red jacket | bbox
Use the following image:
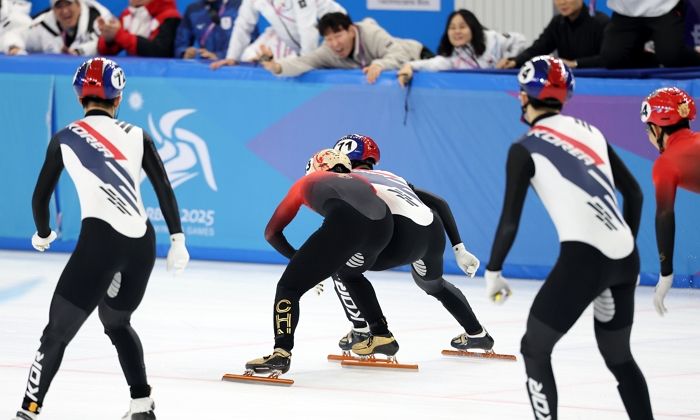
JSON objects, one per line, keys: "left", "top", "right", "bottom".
{"left": 97, "top": 0, "right": 180, "bottom": 57}
{"left": 640, "top": 86, "right": 700, "bottom": 315}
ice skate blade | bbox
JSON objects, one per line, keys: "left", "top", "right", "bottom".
{"left": 327, "top": 353, "right": 360, "bottom": 362}
{"left": 222, "top": 371, "right": 294, "bottom": 386}
{"left": 441, "top": 349, "right": 517, "bottom": 361}
{"left": 341, "top": 355, "right": 418, "bottom": 370}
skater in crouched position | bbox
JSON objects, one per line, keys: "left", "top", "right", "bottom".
{"left": 13, "top": 57, "right": 189, "bottom": 420}
{"left": 330, "top": 134, "right": 492, "bottom": 356}
{"left": 247, "top": 149, "right": 398, "bottom": 374}
{"left": 484, "top": 56, "right": 653, "bottom": 419}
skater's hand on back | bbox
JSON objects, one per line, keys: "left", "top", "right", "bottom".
{"left": 453, "top": 243, "right": 479, "bottom": 277}
{"left": 31, "top": 230, "right": 57, "bottom": 252}
{"left": 485, "top": 270, "right": 511, "bottom": 304}
{"left": 167, "top": 233, "right": 190, "bottom": 275}
{"left": 653, "top": 273, "right": 673, "bottom": 316}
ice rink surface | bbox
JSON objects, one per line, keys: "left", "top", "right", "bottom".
{"left": 1, "top": 250, "right": 698, "bottom": 420}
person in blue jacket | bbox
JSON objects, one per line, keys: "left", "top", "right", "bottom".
{"left": 175, "top": 0, "right": 254, "bottom": 60}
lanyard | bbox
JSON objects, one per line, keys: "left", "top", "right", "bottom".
{"left": 199, "top": 0, "right": 228, "bottom": 47}
{"left": 454, "top": 45, "right": 480, "bottom": 69}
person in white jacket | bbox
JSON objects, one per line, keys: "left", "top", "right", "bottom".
{"left": 4, "top": 0, "right": 111, "bottom": 56}
{"left": 397, "top": 9, "right": 526, "bottom": 86}
{"left": 0, "top": 0, "right": 32, "bottom": 51}
{"left": 210, "top": 0, "right": 345, "bottom": 69}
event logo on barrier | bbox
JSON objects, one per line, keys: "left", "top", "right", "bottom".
{"left": 135, "top": 102, "right": 219, "bottom": 238}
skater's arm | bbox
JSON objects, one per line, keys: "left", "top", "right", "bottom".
{"left": 264, "top": 183, "right": 304, "bottom": 259}
{"left": 486, "top": 143, "right": 533, "bottom": 271}
{"left": 32, "top": 136, "right": 63, "bottom": 237}
{"left": 142, "top": 132, "right": 183, "bottom": 234}
{"left": 413, "top": 188, "right": 462, "bottom": 246}
{"left": 608, "top": 144, "right": 643, "bottom": 238}
{"left": 652, "top": 159, "right": 678, "bottom": 276}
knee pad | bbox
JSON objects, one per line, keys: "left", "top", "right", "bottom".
{"left": 98, "top": 303, "right": 132, "bottom": 331}
{"left": 595, "top": 325, "right": 633, "bottom": 366}
{"left": 520, "top": 316, "right": 562, "bottom": 359}
{"left": 411, "top": 269, "right": 443, "bottom": 295}
{"left": 41, "top": 295, "right": 89, "bottom": 345}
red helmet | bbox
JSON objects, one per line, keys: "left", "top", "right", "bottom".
{"left": 640, "top": 87, "right": 696, "bottom": 126}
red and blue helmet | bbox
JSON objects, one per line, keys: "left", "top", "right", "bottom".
{"left": 333, "top": 134, "right": 381, "bottom": 166}
{"left": 640, "top": 87, "right": 696, "bottom": 126}
{"left": 518, "top": 55, "right": 574, "bottom": 105}
{"left": 72, "top": 57, "right": 126, "bottom": 100}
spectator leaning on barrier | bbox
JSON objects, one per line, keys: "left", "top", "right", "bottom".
{"left": 496, "top": 0, "right": 609, "bottom": 70}
{"left": 260, "top": 12, "right": 432, "bottom": 84}
{"left": 3, "top": 0, "right": 111, "bottom": 56}
{"left": 0, "top": 0, "right": 32, "bottom": 52}
{"left": 97, "top": 0, "right": 180, "bottom": 57}
{"left": 397, "top": 9, "right": 526, "bottom": 86}
{"left": 210, "top": 0, "right": 345, "bottom": 69}
{"left": 175, "top": 0, "right": 247, "bottom": 60}
{"left": 601, "top": 0, "right": 700, "bottom": 68}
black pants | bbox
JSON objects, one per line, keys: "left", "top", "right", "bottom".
{"left": 273, "top": 200, "right": 393, "bottom": 351}
{"left": 334, "top": 213, "right": 483, "bottom": 335}
{"left": 521, "top": 242, "right": 653, "bottom": 420}
{"left": 21, "top": 218, "right": 156, "bottom": 413}
{"left": 601, "top": 0, "right": 700, "bottom": 68}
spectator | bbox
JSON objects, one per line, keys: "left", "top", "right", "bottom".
{"left": 175, "top": 0, "right": 250, "bottom": 60}
{"left": 397, "top": 9, "right": 526, "bottom": 86}
{"left": 260, "top": 12, "right": 432, "bottom": 84}
{"left": 0, "top": 0, "right": 31, "bottom": 52}
{"left": 97, "top": 0, "right": 180, "bottom": 57}
{"left": 497, "top": 0, "right": 609, "bottom": 70}
{"left": 3, "top": 0, "right": 111, "bottom": 56}
{"left": 210, "top": 0, "right": 345, "bottom": 69}
{"left": 601, "top": 0, "right": 700, "bottom": 68}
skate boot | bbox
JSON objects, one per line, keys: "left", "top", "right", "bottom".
{"left": 338, "top": 329, "right": 371, "bottom": 352}
{"left": 121, "top": 397, "right": 156, "bottom": 420}
{"left": 12, "top": 410, "right": 37, "bottom": 420}
{"left": 450, "top": 331, "right": 494, "bottom": 352}
{"left": 245, "top": 348, "right": 291, "bottom": 374}
{"left": 351, "top": 333, "right": 399, "bottom": 357}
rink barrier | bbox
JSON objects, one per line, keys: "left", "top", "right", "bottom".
{"left": 0, "top": 55, "right": 698, "bottom": 288}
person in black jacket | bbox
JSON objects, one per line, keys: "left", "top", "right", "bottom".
{"left": 497, "top": 0, "right": 609, "bottom": 69}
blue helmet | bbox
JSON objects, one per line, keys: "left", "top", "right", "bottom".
{"left": 73, "top": 57, "right": 126, "bottom": 100}
{"left": 333, "top": 134, "right": 380, "bottom": 165}
{"left": 517, "top": 55, "right": 574, "bottom": 106}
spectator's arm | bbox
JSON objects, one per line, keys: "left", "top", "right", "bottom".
{"left": 135, "top": 17, "right": 181, "bottom": 57}
{"left": 408, "top": 55, "right": 453, "bottom": 71}
{"left": 2, "top": 26, "right": 28, "bottom": 53}
{"left": 368, "top": 25, "right": 416, "bottom": 70}
{"left": 277, "top": 46, "right": 331, "bottom": 76}
{"left": 513, "top": 18, "right": 558, "bottom": 67}
{"left": 224, "top": 0, "right": 259, "bottom": 60}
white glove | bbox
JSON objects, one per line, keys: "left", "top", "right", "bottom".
{"left": 653, "top": 273, "right": 673, "bottom": 316}
{"left": 166, "top": 233, "right": 189, "bottom": 275}
{"left": 314, "top": 281, "right": 324, "bottom": 296}
{"left": 453, "top": 243, "right": 480, "bottom": 278}
{"left": 31, "top": 230, "right": 57, "bottom": 252}
{"left": 485, "top": 270, "right": 512, "bottom": 304}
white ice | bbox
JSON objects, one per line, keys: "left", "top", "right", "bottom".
{"left": 1, "top": 250, "right": 699, "bottom": 420}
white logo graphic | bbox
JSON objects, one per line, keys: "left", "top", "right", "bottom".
{"left": 147, "top": 109, "right": 218, "bottom": 191}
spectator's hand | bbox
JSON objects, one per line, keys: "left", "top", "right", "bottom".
{"left": 166, "top": 233, "right": 190, "bottom": 275}
{"left": 183, "top": 47, "right": 197, "bottom": 59}
{"left": 255, "top": 44, "right": 274, "bottom": 62}
{"left": 363, "top": 64, "right": 383, "bottom": 84}
{"left": 61, "top": 46, "right": 78, "bottom": 55}
{"left": 453, "top": 243, "right": 479, "bottom": 277}
{"left": 561, "top": 59, "right": 578, "bottom": 68}
{"left": 653, "top": 273, "right": 673, "bottom": 316}
{"left": 485, "top": 270, "right": 512, "bottom": 304}
{"left": 198, "top": 48, "right": 218, "bottom": 60}
{"left": 7, "top": 46, "right": 22, "bottom": 55}
{"left": 210, "top": 58, "right": 236, "bottom": 70}
{"left": 32, "top": 230, "right": 57, "bottom": 252}
{"left": 397, "top": 63, "right": 413, "bottom": 87}
{"left": 496, "top": 58, "right": 516, "bottom": 69}
{"left": 100, "top": 18, "right": 121, "bottom": 43}
{"left": 260, "top": 57, "right": 282, "bottom": 75}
